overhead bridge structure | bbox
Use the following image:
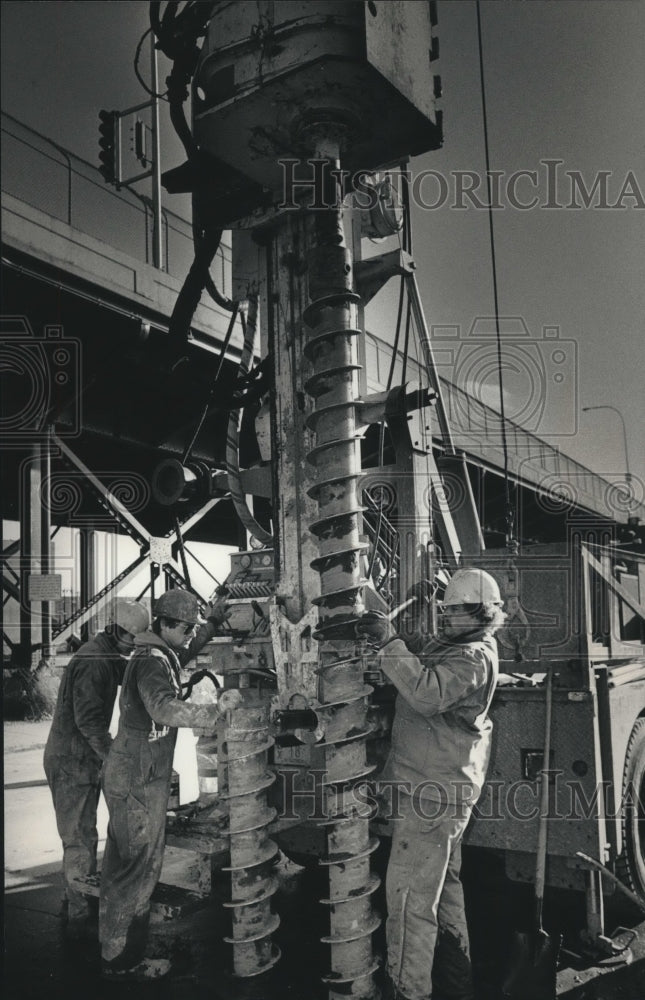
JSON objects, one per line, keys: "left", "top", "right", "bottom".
{"left": 1, "top": 110, "right": 642, "bottom": 673}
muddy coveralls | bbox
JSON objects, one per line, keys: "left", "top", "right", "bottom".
{"left": 377, "top": 629, "right": 499, "bottom": 1000}
{"left": 43, "top": 632, "right": 125, "bottom": 923}
{"left": 99, "top": 625, "right": 221, "bottom": 970}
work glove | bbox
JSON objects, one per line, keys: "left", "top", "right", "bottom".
{"left": 216, "top": 689, "right": 244, "bottom": 722}
{"left": 355, "top": 610, "right": 397, "bottom": 649}
{"left": 206, "top": 592, "right": 231, "bottom": 628}
{"left": 218, "top": 689, "right": 244, "bottom": 712}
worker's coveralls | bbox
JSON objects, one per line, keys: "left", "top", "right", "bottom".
{"left": 43, "top": 631, "right": 125, "bottom": 921}
{"left": 99, "top": 624, "right": 221, "bottom": 970}
{"left": 378, "top": 629, "right": 499, "bottom": 1000}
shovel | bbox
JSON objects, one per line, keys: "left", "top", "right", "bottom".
{"left": 502, "top": 665, "right": 561, "bottom": 1000}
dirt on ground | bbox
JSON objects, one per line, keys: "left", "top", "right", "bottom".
{"left": 4, "top": 720, "right": 645, "bottom": 1000}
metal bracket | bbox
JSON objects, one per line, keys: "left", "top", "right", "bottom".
{"left": 149, "top": 536, "right": 174, "bottom": 566}
{"left": 354, "top": 248, "right": 414, "bottom": 305}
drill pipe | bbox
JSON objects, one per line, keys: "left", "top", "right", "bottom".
{"left": 303, "top": 152, "right": 380, "bottom": 1000}
{"left": 221, "top": 705, "right": 281, "bottom": 977}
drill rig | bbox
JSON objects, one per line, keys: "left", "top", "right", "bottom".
{"left": 149, "top": 0, "right": 645, "bottom": 990}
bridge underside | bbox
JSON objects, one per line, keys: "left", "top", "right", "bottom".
{"left": 3, "top": 255, "right": 606, "bottom": 536}
{"left": 1, "top": 239, "right": 636, "bottom": 670}
{"left": 2, "top": 248, "right": 250, "bottom": 545}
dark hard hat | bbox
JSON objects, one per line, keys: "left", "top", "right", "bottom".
{"left": 154, "top": 590, "right": 200, "bottom": 624}
{"left": 112, "top": 600, "right": 149, "bottom": 635}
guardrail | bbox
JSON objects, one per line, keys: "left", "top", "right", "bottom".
{"left": 365, "top": 330, "right": 644, "bottom": 523}
{"left": 1, "top": 110, "right": 230, "bottom": 290}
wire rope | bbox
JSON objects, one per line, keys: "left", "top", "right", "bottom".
{"left": 475, "top": 0, "right": 516, "bottom": 546}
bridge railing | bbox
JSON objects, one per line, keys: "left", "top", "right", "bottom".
{"left": 365, "top": 329, "right": 643, "bottom": 523}
{"left": 1, "top": 111, "right": 231, "bottom": 292}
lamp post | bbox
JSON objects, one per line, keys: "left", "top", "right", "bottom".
{"left": 582, "top": 405, "right": 632, "bottom": 484}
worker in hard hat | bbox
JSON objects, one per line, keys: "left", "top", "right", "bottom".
{"left": 99, "top": 589, "right": 242, "bottom": 981}
{"left": 43, "top": 599, "right": 150, "bottom": 942}
{"left": 357, "top": 568, "right": 506, "bottom": 1000}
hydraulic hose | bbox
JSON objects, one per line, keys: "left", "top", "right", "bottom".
{"left": 226, "top": 299, "right": 274, "bottom": 546}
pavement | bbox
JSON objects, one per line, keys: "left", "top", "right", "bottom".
{"left": 4, "top": 721, "right": 645, "bottom": 1000}
{"left": 4, "top": 721, "right": 109, "bottom": 881}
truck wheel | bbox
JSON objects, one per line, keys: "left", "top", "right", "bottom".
{"left": 616, "top": 717, "right": 645, "bottom": 901}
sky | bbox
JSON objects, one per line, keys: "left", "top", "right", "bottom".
{"left": 2, "top": 0, "right": 644, "bottom": 502}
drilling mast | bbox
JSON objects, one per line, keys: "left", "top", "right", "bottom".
{"left": 173, "top": 2, "right": 444, "bottom": 993}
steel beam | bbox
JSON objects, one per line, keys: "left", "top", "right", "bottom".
{"left": 53, "top": 553, "right": 148, "bottom": 644}
{"left": 78, "top": 527, "right": 97, "bottom": 641}
{"left": 19, "top": 444, "right": 43, "bottom": 669}
{"left": 40, "top": 431, "right": 53, "bottom": 658}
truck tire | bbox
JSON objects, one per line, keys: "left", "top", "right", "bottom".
{"left": 616, "top": 717, "right": 645, "bottom": 901}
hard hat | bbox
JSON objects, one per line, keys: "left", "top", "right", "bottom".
{"left": 154, "top": 590, "right": 201, "bottom": 624}
{"left": 113, "top": 600, "right": 149, "bottom": 635}
{"left": 442, "top": 568, "right": 502, "bottom": 607}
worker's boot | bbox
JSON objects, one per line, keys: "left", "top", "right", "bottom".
{"left": 431, "top": 994, "right": 475, "bottom": 1000}
{"left": 432, "top": 926, "right": 474, "bottom": 1000}
{"left": 62, "top": 895, "right": 98, "bottom": 944}
{"left": 64, "top": 914, "right": 98, "bottom": 943}
{"left": 381, "top": 970, "right": 430, "bottom": 1000}
{"left": 101, "top": 957, "right": 172, "bottom": 981}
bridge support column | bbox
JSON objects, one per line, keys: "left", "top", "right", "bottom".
{"left": 40, "top": 432, "right": 53, "bottom": 659}
{"left": 79, "top": 527, "right": 97, "bottom": 641}
{"left": 19, "top": 441, "right": 49, "bottom": 669}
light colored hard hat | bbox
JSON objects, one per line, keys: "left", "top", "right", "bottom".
{"left": 113, "top": 600, "right": 149, "bottom": 635}
{"left": 154, "top": 589, "right": 200, "bottom": 624}
{"left": 442, "top": 568, "right": 502, "bottom": 607}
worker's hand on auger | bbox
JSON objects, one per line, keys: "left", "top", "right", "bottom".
{"left": 356, "top": 610, "right": 396, "bottom": 648}
{"left": 218, "top": 689, "right": 244, "bottom": 715}
{"left": 407, "top": 577, "right": 436, "bottom": 609}
{"left": 206, "top": 592, "right": 231, "bottom": 628}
